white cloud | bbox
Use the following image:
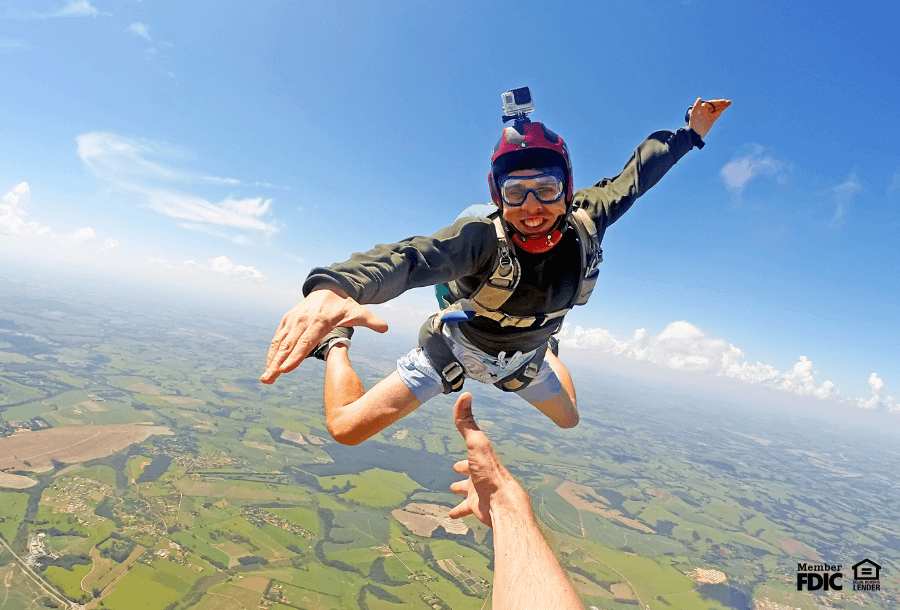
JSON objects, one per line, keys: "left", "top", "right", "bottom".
{"left": 0, "top": 38, "right": 32, "bottom": 51}
{"left": 888, "top": 168, "right": 900, "bottom": 195}
{"left": 207, "top": 255, "right": 265, "bottom": 281}
{"left": 148, "top": 255, "right": 265, "bottom": 282}
{"left": 76, "top": 132, "right": 278, "bottom": 238}
{"left": 855, "top": 372, "right": 897, "bottom": 411}
{"left": 129, "top": 22, "right": 151, "bottom": 41}
{"left": 204, "top": 176, "right": 241, "bottom": 185}
{"left": 556, "top": 321, "right": 897, "bottom": 407}
{"left": 98, "top": 238, "right": 120, "bottom": 254}
{"left": 1, "top": 182, "right": 116, "bottom": 255}
{"left": 827, "top": 170, "right": 861, "bottom": 229}
{"left": 720, "top": 145, "right": 786, "bottom": 193}
{"left": 143, "top": 189, "right": 275, "bottom": 233}
{"left": 6, "top": 0, "right": 98, "bottom": 19}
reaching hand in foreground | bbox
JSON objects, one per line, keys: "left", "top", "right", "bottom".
{"left": 449, "top": 393, "right": 529, "bottom": 527}
{"left": 449, "top": 393, "right": 585, "bottom": 610}
{"left": 260, "top": 287, "right": 388, "bottom": 384}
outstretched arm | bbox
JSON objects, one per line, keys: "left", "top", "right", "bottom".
{"left": 574, "top": 96, "right": 732, "bottom": 233}
{"left": 450, "top": 393, "right": 584, "bottom": 610}
{"left": 261, "top": 217, "right": 499, "bottom": 384}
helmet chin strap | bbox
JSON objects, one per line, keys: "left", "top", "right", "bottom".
{"left": 505, "top": 213, "right": 567, "bottom": 254}
{"left": 511, "top": 228, "right": 563, "bottom": 253}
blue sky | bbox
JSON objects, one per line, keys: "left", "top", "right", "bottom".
{"left": 1, "top": 0, "right": 897, "bottom": 412}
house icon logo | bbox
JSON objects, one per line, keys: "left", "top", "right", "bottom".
{"left": 852, "top": 559, "right": 882, "bottom": 592}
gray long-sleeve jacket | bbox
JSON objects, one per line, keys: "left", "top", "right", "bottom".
{"left": 303, "top": 127, "right": 700, "bottom": 356}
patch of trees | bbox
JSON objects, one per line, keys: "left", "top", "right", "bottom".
{"left": 367, "top": 557, "right": 408, "bottom": 587}
{"left": 313, "top": 509, "right": 362, "bottom": 575}
{"left": 357, "top": 584, "right": 403, "bottom": 609}
{"left": 36, "top": 554, "right": 92, "bottom": 571}
{"left": 93, "top": 498, "right": 121, "bottom": 527}
{"left": 137, "top": 454, "right": 173, "bottom": 483}
{"left": 654, "top": 520, "right": 677, "bottom": 536}
{"left": 100, "top": 534, "right": 136, "bottom": 563}
{"left": 430, "top": 525, "right": 494, "bottom": 570}
{"left": 284, "top": 467, "right": 324, "bottom": 491}
{"left": 236, "top": 555, "right": 268, "bottom": 566}
{"left": 566, "top": 565, "right": 614, "bottom": 590}
{"left": 201, "top": 555, "right": 227, "bottom": 570}
{"left": 40, "top": 527, "right": 88, "bottom": 538}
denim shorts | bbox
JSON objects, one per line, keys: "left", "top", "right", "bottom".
{"left": 396, "top": 325, "right": 562, "bottom": 404}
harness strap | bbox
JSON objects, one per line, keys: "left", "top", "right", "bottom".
{"left": 437, "top": 207, "right": 603, "bottom": 329}
{"left": 466, "top": 301, "right": 570, "bottom": 328}
{"left": 468, "top": 217, "right": 520, "bottom": 310}
{"left": 570, "top": 208, "right": 602, "bottom": 306}
{"left": 492, "top": 345, "right": 547, "bottom": 393}
{"left": 417, "top": 314, "right": 465, "bottom": 394}
{"left": 417, "top": 313, "right": 547, "bottom": 394}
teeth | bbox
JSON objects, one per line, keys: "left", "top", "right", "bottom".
{"left": 523, "top": 218, "right": 543, "bottom": 227}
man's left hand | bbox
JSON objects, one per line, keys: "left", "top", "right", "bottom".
{"left": 688, "top": 98, "right": 731, "bottom": 138}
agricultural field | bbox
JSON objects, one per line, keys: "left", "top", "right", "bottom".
{"left": 44, "top": 563, "right": 91, "bottom": 601}
{"left": 0, "top": 424, "right": 172, "bottom": 472}
{"left": 0, "top": 277, "right": 898, "bottom": 610}
{"left": 0, "top": 492, "right": 29, "bottom": 541}
{"left": 0, "top": 560, "right": 65, "bottom": 610}
{"left": 99, "top": 563, "right": 184, "bottom": 610}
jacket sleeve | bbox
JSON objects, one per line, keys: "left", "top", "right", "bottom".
{"left": 573, "top": 126, "right": 699, "bottom": 235}
{"left": 302, "top": 217, "right": 498, "bottom": 304}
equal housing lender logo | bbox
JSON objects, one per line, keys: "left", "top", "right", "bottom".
{"left": 796, "top": 559, "right": 882, "bottom": 592}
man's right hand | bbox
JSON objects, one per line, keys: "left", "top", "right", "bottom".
{"left": 260, "top": 287, "right": 388, "bottom": 384}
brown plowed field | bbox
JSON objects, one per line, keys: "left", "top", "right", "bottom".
{"left": 0, "top": 424, "right": 172, "bottom": 472}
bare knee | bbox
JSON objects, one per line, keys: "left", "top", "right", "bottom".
{"left": 325, "top": 413, "right": 365, "bottom": 446}
{"left": 556, "top": 410, "right": 580, "bottom": 429}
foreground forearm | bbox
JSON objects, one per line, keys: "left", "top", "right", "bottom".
{"left": 490, "top": 490, "right": 584, "bottom": 610}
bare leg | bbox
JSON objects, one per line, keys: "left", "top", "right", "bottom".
{"left": 322, "top": 346, "right": 421, "bottom": 445}
{"left": 522, "top": 350, "right": 579, "bottom": 429}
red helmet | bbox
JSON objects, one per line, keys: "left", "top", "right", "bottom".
{"left": 488, "top": 121, "right": 574, "bottom": 211}
{"left": 488, "top": 121, "right": 574, "bottom": 252}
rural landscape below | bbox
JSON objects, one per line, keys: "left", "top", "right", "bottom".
{"left": 1, "top": 274, "right": 897, "bottom": 610}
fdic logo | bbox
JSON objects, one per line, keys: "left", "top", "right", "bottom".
{"left": 796, "top": 559, "right": 881, "bottom": 592}
{"left": 796, "top": 563, "right": 843, "bottom": 591}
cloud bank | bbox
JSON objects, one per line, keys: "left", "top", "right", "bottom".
{"left": 128, "top": 22, "right": 151, "bottom": 41}
{"left": 148, "top": 255, "right": 265, "bottom": 282}
{"left": 5, "top": 0, "right": 97, "bottom": 19}
{"left": 720, "top": 145, "right": 787, "bottom": 193}
{"left": 76, "top": 132, "right": 278, "bottom": 240}
{"left": 827, "top": 170, "right": 862, "bottom": 229}
{"left": 558, "top": 320, "right": 894, "bottom": 412}
{"left": 1, "top": 182, "right": 116, "bottom": 253}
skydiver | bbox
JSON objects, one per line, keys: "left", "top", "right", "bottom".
{"left": 261, "top": 94, "right": 731, "bottom": 445}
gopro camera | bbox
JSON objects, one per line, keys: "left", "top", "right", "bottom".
{"left": 501, "top": 87, "right": 534, "bottom": 118}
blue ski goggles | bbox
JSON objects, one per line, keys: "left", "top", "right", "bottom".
{"left": 499, "top": 169, "right": 565, "bottom": 206}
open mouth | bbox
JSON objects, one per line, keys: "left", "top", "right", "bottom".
{"left": 522, "top": 217, "right": 545, "bottom": 228}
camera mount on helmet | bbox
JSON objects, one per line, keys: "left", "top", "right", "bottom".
{"left": 501, "top": 86, "right": 534, "bottom": 134}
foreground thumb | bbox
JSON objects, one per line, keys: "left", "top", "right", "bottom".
{"left": 454, "top": 393, "right": 480, "bottom": 438}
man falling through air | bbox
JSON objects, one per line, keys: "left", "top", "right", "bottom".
{"left": 261, "top": 90, "right": 731, "bottom": 445}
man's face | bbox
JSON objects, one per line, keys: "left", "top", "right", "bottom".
{"left": 500, "top": 169, "right": 567, "bottom": 236}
